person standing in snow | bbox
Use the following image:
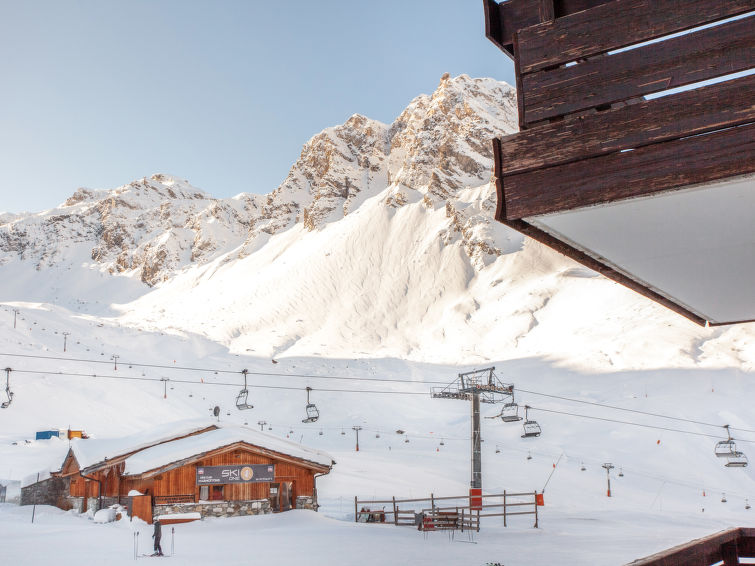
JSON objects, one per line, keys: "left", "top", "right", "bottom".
{"left": 152, "top": 519, "right": 163, "bottom": 556}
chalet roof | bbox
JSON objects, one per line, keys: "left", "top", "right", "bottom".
{"left": 121, "top": 426, "right": 334, "bottom": 476}
{"left": 69, "top": 420, "right": 334, "bottom": 475}
{"left": 71, "top": 419, "right": 216, "bottom": 471}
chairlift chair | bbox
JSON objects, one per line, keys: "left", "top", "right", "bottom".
{"left": 527, "top": 452, "right": 532, "bottom": 461}
{"left": 722, "top": 493, "right": 727, "bottom": 503}
{"left": 580, "top": 462, "right": 586, "bottom": 471}
{"left": 318, "top": 429, "right": 324, "bottom": 436}
{"left": 618, "top": 468, "right": 624, "bottom": 477}
{"left": 714, "top": 425, "right": 737, "bottom": 458}
{"left": 302, "top": 387, "right": 319, "bottom": 423}
{"left": 1, "top": 368, "right": 13, "bottom": 409}
{"left": 725, "top": 451, "right": 748, "bottom": 468}
{"left": 439, "top": 438, "right": 445, "bottom": 446}
{"left": 495, "top": 445, "right": 501, "bottom": 454}
{"left": 746, "top": 499, "right": 751, "bottom": 510}
{"left": 521, "top": 406, "right": 542, "bottom": 438}
{"left": 500, "top": 399, "right": 522, "bottom": 423}
{"left": 375, "top": 431, "right": 380, "bottom": 439}
{"left": 235, "top": 369, "right": 253, "bottom": 410}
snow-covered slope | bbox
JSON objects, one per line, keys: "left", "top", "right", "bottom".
{"left": 0, "top": 76, "right": 752, "bottom": 563}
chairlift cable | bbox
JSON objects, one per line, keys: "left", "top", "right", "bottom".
{"left": 2, "top": 351, "right": 753, "bottom": 434}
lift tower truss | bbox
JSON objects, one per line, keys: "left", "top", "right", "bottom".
{"left": 431, "top": 367, "right": 513, "bottom": 489}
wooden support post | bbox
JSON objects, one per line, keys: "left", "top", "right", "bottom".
{"left": 503, "top": 490, "right": 507, "bottom": 527}
{"left": 392, "top": 496, "right": 397, "bottom": 526}
{"left": 534, "top": 490, "right": 539, "bottom": 528}
{"left": 354, "top": 496, "right": 358, "bottom": 523}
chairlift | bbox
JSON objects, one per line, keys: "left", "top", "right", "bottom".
{"left": 289, "top": 427, "right": 294, "bottom": 434}
{"left": 404, "top": 437, "right": 410, "bottom": 443}
{"left": 500, "top": 396, "right": 522, "bottom": 422}
{"left": 527, "top": 452, "right": 532, "bottom": 461}
{"left": 318, "top": 429, "right": 324, "bottom": 436}
{"left": 439, "top": 438, "right": 445, "bottom": 446}
{"left": 618, "top": 468, "right": 624, "bottom": 477}
{"left": 714, "top": 425, "right": 738, "bottom": 458}
{"left": 375, "top": 431, "right": 381, "bottom": 439}
{"left": 341, "top": 428, "right": 346, "bottom": 436}
{"left": 580, "top": 462, "right": 586, "bottom": 471}
{"left": 521, "top": 406, "right": 541, "bottom": 438}
{"left": 721, "top": 493, "right": 727, "bottom": 503}
{"left": 495, "top": 445, "right": 501, "bottom": 454}
{"left": 725, "top": 451, "right": 748, "bottom": 468}
{"left": 1, "top": 368, "right": 13, "bottom": 409}
{"left": 302, "top": 387, "right": 319, "bottom": 423}
{"left": 746, "top": 499, "right": 751, "bottom": 510}
{"left": 235, "top": 369, "right": 253, "bottom": 410}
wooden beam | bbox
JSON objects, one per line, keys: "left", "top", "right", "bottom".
{"left": 517, "top": 0, "right": 755, "bottom": 74}
{"left": 485, "top": 0, "right": 557, "bottom": 57}
{"left": 520, "top": 16, "right": 755, "bottom": 124}
{"left": 501, "top": 122, "right": 755, "bottom": 219}
{"left": 496, "top": 75, "right": 755, "bottom": 175}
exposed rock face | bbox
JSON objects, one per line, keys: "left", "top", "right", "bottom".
{"left": 0, "top": 75, "right": 518, "bottom": 286}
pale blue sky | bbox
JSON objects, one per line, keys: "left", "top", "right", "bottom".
{"left": 0, "top": 0, "right": 514, "bottom": 213}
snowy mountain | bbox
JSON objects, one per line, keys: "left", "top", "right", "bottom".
{"left": 1, "top": 74, "right": 753, "bottom": 565}
{"left": 3, "top": 73, "right": 753, "bottom": 370}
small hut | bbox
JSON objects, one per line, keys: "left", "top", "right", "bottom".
{"left": 22, "top": 421, "right": 334, "bottom": 523}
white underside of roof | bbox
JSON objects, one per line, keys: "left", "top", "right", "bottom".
{"left": 527, "top": 174, "right": 755, "bottom": 324}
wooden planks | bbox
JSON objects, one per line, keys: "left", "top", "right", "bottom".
{"left": 517, "top": 0, "right": 755, "bottom": 73}
{"left": 501, "top": 122, "right": 755, "bottom": 219}
{"left": 520, "top": 16, "right": 755, "bottom": 124}
{"left": 497, "top": 75, "right": 755, "bottom": 175}
{"left": 485, "top": 0, "right": 615, "bottom": 55}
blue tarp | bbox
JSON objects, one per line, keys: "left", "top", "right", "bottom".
{"left": 35, "top": 430, "right": 60, "bottom": 440}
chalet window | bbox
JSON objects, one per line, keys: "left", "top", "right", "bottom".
{"left": 199, "top": 485, "right": 209, "bottom": 501}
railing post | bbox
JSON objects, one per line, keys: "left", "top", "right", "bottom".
{"left": 354, "top": 496, "right": 358, "bottom": 523}
{"left": 392, "top": 496, "right": 397, "bottom": 526}
{"left": 503, "top": 490, "right": 507, "bottom": 527}
{"left": 534, "top": 491, "right": 539, "bottom": 528}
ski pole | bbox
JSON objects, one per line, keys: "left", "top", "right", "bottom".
{"left": 171, "top": 527, "right": 175, "bottom": 556}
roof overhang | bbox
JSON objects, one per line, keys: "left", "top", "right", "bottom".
{"left": 486, "top": 0, "right": 755, "bottom": 325}
{"left": 127, "top": 441, "right": 333, "bottom": 480}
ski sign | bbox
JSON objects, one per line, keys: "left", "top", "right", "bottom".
{"left": 196, "top": 464, "right": 275, "bottom": 485}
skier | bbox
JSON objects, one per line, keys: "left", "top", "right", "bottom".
{"left": 152, "top": 519, "right": 163, "bottom": 556}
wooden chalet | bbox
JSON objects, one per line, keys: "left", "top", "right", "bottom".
{"left": 41, "top": 422, "right": 334, "bottom": 523}
{"left": 484, "top": 0, "right": 755, "bottom": 326}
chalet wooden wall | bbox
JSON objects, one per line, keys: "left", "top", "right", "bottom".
{"left": 67, "top": 446, "right": 318, "bottom": 504}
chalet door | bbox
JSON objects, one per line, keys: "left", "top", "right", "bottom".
{"left": 269, "top": 483, "right": 280, "bottom": 512}
{"left": 280, "top": 482, "right": 292, "bottom": 511}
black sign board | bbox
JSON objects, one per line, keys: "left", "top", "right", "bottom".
{"left": 196, "top": 464, "right": 275, "bottom": 485}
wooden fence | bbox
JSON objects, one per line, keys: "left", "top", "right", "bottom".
{"left": 354, "top": 490, "right": 540, "bottom": 530}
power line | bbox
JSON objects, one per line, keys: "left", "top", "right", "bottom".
{"left": 1, "top": 350, "right": 753, "bottom": 435}
{"left": 517, "top": 388, "right": 755, "bottom": 433}
{"left": 10, "top": 368, "right": 428, "bottom": 396}
{"left": 528, "top": 406, "right": 755, "bottom": 444}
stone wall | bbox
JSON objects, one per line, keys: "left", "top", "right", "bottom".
{"left": 154, "top": 499, "right": 271, "bottom": 519}
{"left": 20, "top": 477, "right": 71, "bottom": 509}
{"left": 296, "top": 496, "right": 315, "bottom": 510}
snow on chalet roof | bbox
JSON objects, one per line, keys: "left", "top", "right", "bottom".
{"left": 71, "top": 419, "right": 217, "bottom": 471}
{"left": 122, "top": 425, "right": 334, "bottom": 476}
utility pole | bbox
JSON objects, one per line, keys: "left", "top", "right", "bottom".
{"left": 111, "top": 354, "right": 119, "bottom": 371}
{"left": 352, "top": 426, "right": 363, "bottom": 452}
{"left": 257, "top": 421, "right": 267, "bottom": 432}
{"left": 62, "top": 332, "right": 70, "bottom": 352}
{"left": 432, "top": 367, "right": 514, "bottom": 492}
{"left": 602, "top": 463, "right": 614, "bottom": 497}
{"left": 12, "top": 308, "right": 19, "bottom": 329}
